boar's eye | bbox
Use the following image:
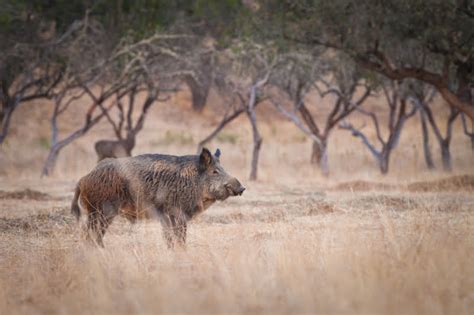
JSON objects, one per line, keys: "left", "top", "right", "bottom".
{"left": 213, "top": 169, "right": 219, "bottom": 175}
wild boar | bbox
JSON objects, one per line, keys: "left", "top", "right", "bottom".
{"left": 71, "top": 148, "right": 245, "bottom": 247}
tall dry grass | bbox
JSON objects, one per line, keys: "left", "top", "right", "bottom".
{"left": 0, "top": 90, "right": 473, "bottom": 314}
{"left": 0, "top": 196, "right": 473, "bottom": 315}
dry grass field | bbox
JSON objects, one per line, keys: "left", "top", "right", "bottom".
{"left": 0, "top": 90, "right": 473, "bottom": 314}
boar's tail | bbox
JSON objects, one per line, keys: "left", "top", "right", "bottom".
{"left": 71, "top": 185, "right": 81, "bottom": 221}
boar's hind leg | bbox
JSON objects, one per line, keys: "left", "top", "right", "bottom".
{"left": 86, "top": 202, "right": 118, "bottom": 247}
{"left": 160, "top": 212, "right": 187, "bottom": 249}
{"left": 87, "top": 212, "right": 114, "bottom": 247}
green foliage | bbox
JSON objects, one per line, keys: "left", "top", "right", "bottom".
{"left": 38, "top": 137, "right": 50, "bottom": 150}
{"left": 216, "top": 131, "right": 239, "bottom": 144}
{"left": 0, "top": 0, "right": 249, "bottom": 42}
{"left": 155, "top": 130, "right": 194, "bottom": 146}
{"left": 281, "top": 0, "right": 473, "bottom": 69}
{"left": 292, "top": 133, "right": 307, "bottom": 143}
{"left": 0, "top": 9, "right": 12, "bottom": 29}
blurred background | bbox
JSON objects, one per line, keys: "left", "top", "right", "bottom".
{"left": 0, "top": 0, "right": 472, "bottom": 183}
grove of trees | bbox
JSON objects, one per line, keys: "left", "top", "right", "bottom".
{"left": 0, "top": 0, "right": 472, "bottom": 179}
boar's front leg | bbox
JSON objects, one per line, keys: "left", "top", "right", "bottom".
{"left": 173, "top": 214, "right": 187, "bottom": 247}
{"left": 160, "top": 211, "right": 187, "bottom": 249}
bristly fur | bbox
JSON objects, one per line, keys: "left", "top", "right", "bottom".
{"left": 72, "top": 148, "right": 245, "bottom": 248}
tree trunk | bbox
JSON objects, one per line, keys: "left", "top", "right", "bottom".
{"left": 470, "top": 118, "right": 474, "bottom": 151}
{"left": 124, "top": 132, "right": 136, "bottom": 155}
{"left": 379, "top": 149, "right": 390, "bottom": 175}
{"left": 42, "top": 110, "right": 109, "bottom": 176}
{"left": 247, "top": 104, "right": 263, "bottom": 181}
{"left": 311, "top": 140, "right": 329, "bottom": 176}
{"left": 469, "top": 117, "right": 474, "bottom": 151}
{"left": 245, "top": 76, "right": 267, "bottom": 181}
{"left": 310, "top": 141, "right": 319, "bottom": 165}
{"left": 420, "top": 110, "right": 435, "bottom": 170}
{"left": 0, "top": 101, "right": 16, "bottom": 145}
{"left": 249, "top": 136, "right": 262, "bottom": 181}
{"left": 422, "top": 104, "right": 458, "bottom": 171}
{"left": 185, "top": 75, "right": 210, "bottom": 112}
{"left": 41, "top": 144, "right": 63, "bottom": 177}
{"left": 440, "top": 141, "right": 452, "bottom": 171}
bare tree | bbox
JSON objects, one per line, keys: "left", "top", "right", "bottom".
{"left": 461, "top": 114, "right": 474, "bottom": 151}
{"left": 41, "top": 81, "right": 131, "bottom": 176}
{"left": 411, "top": 100, "right": 459, "bottom": 171}
{"left": 0, "top": 29, "right": 69, "bottom": 145}
{"left": 408, "top": 79, "right": 460, "bottom": 171}
{"left": 94, "top": 89, "right": 137, "bottom": 161}
{"left": 197, "top": 41, "right": 279, "bottom": 180}
{"left": 43, "top": 69, "right": 162, "bottom": 175}
{"left": 93, "top": 80, "right": 172, "bottom": 161}
{"left": 231, "top": 48, "right": 277, "bottom": 180}
{"left": 281, "top": 1, "right": 474, "bottom": 120}
{"left": 419, "top": 109, "right": 435, "bottom": 170}
{"left": 39, "top": 15, "right": 124, "bottom": 176}
{"left": 271, "top": 56, "right": 371, "bottom": 175}
{"left": 40, "top": 14, "right": 192, "bottom": 175}
{"left": 90, "top": 29, "right": 202, "bottom": 161}
{"left": 238, "top": 74, "right": 269, "bottom": 180}
{"left": 197, "top": 79, "right": 269, "bottom": 181}
{"left": 197, "top": 95, "right": 245, "bottom": 150}
{"left": 407, "top": 83, "right": 437, "bottom": 170}
{"left": 339, "top": 81, "right": 417, "bottom": 174}
{"left": 0, "top": 11, "right": 113, "bottom": 145}
{"left": 461, "top": 86, "right": 474, "bottom": 150}
{"left": 0, "top": 65, "right": 62, "bottom": 144}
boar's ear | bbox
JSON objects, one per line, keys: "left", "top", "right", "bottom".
{"left": 199, "top": 148, "right": 213, "bottom": 171}
{"left": 214, "top": 148, "right": 221, "bottom": 159}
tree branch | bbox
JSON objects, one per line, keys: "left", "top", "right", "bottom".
{"left": 339, "top": 121, "right": 381, "bottom": 159}
{"left": 461, "top": 113, "right": 474, "bottom": 137}
{"left": 356, "top": 108, "right": 385, "bottom": 145}
{"left": 271, "top": 99, "right": 322, "bottom": 145}
{"left": 356, "top": 53, "right": 474, "bottom": 120}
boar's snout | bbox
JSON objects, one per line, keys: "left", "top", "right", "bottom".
{"left": 237, "top": 186, "right": 245, "bottom": 195}
{"left": 225, "top": 178, "right": 246, "bottom": 196}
